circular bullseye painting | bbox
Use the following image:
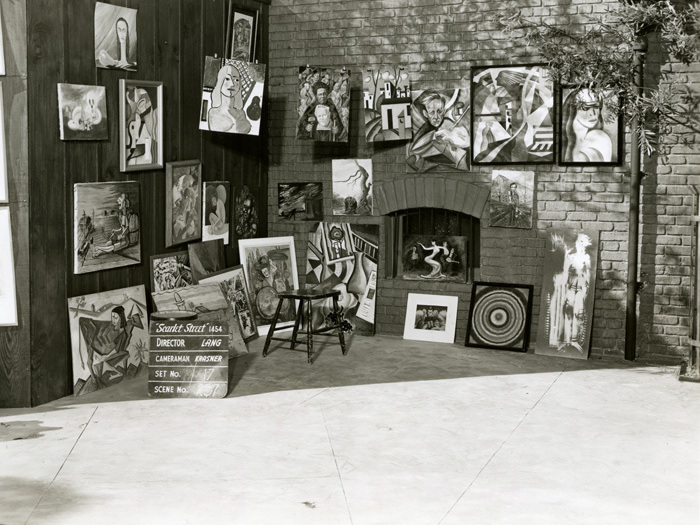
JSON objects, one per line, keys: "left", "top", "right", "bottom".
{"left": 466, "top": 282, "right": 533, "bottom": 351}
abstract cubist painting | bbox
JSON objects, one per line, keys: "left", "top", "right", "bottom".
{"left": 406, "top": 88, "right": 471, "bottom": 173}
{"left": 200, "top": 56, "right": 266, "bottom": 136}
{"left": 401, "top": 234, "right": 468, "bottom": 283}
{"left": 57, "top": 84, "right": 108, "bottom": 140}
{"left": 119, "top": 79, "right": 163, "bottom": 172}
{"left": 560, "top": 87, "right": 621, "bottom": 165}
{"left": 151, "top": 282, "right": 247, "bottom": 357}
{"left": 489, "top": 169, "right": 535, "bottom": 229}
{"left": 306, "top": 223, "right": 379, "bottom": 335}
{"left": 297, "top": 65, "right": 350, "bottom": 142}
{"left": 74, "top": 181, "right": 141, "bottom": 275}
{"left": 235, "top": 185, "right": 260, "bottom": 240}
{"left": 472, "top": 65, "right": 555, "bottom": 164}
{"left": 67, "top": 285, "right": 148, "bottom": 396}
{"left": 278, "top": 182, "right": 323, "bottom": 221}
{"left": 94, "top": 1, "right": 137, "bottom": 71}
{"left": 150, "top": 251, "right": 194, "bottom": 293}
{"left": 239, "top": 236, "right": 299, "bottom": 335}
{"left": 332, "top": 159, "right": 373, "bottom": 216}
{"left": 165, "top": 160, "right": 202, "bottom": 247}
{"left": 363, "top": 66, "right": 412, "bottom": 142}
{"left": 536, "top": 228, "right": 600, "bottom": 360}
{"left": 202, "top": 181, "right": 230, "bottom": 245}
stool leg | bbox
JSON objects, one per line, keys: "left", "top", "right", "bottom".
{"left": 290, "top": 299, "right": 304, "bottom": 349}
{"left": 262, "top": 297, "right": 285, "bottom": 357}
{"left": 332, "top": 295, "right": 347, "bottom": 355}
{"left": 306, "top": 298, "right": 314, "bottom": 364}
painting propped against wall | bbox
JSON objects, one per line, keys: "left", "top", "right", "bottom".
{"left": 471, "top": 65, "right": 555, "bottom": 164}
{"left": 278, "top": 183, "right": 323, "bottom": 221}
{"left": 0, "top": 208, "right": 17, "bottom": 326}
{"left": 67, "top": 285, "right": 148, "bottom": 397}
{"left": 188, "top": 239, "right": 226, "bottom": 283}
{"left": 200, "top": 56, "right": 265, "bottom": 136}
{"left": 403, "top": 293, "right": 459, "bottom": 344}
{"left": 306, "top": 222, "right": 379, "bottom": 335}
{"left": 165, "top": 160, "right": 202, "bottom": 248}
{"left": 202, "top": 181, "right": 230, "bottom": 245}
{"left": 150, "top": 251, "right": 194, "bottom": 293}
{"left": 57, "top": 84, "right": 108, "bottom": 140}
{"left": 401, "top": 234, "right": 467, "bottom": 283}
{"left": 94, "top": 2, "right": 137, "bottom": 71}
{"left": 332, "top": 159, "right": 373, "bottom": 216}
{"left": 297, "top": 65, "right": 350, "bottom": 142}
{"left": 406, "top": 88, "right": 471, "bottom": 173}
{"left": 119, "top": 79, "right": 163, "bottom": 172}
{"left": 536, "top": 228, "right": 600, "bottom": 360}
{"left": 74, "top": 182, "right": 141, "bottom": 275}
{"left": 363, "top": 66, "right": 412, "bottom": 142}
{"left": 0, "top": 83, "right": 7, "bottom": 203}
{"left": 489, "top": 169, "right": 534, "bottom": 229}
{"left": 235, "top": 185, "right": 260, "bottom": 240}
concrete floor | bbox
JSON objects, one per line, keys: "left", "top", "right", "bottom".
{"left": 1, "top": 334, "right": 699, "bottom": 525}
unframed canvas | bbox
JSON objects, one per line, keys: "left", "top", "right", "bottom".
{"left": 165, "top": 160, "right": 202, "bottom": 247}
{"left": 0, "top": 83, "right": 6, "bottom": 203}
{"left": 67, "top": 285, "right": 148, "bottom": 396}
{"left": 150, "top": 251, "right": 194, "bottom": 293}
{"left": 401, "top": 234, "right": 467, "bottom": 283}
{"left": 332, "top": 159, "right": 373, "bottom": 216}
{"left": 202, "top": 181, "right": 230, "bottom": 245}
{"left": 297, "top": 65, "right": 350, "bottom": 142}
{"left": 94, "top": 2, "right": 138, "bottom": 71}
{"left": 278, "top": 183, "right": 323, "bottom": 221}
{"left": 188, "top": 239, "right": 226, "bottom": 283}
{"left": 0, "top": 207, "right": 18, "bottom": 326}
{"left": 234, "top": 185, "right": 260, "bottom": 240}
{"left": 363, "top": 66, "right": 412, "bottom": 142}
{"left": 119, "top": 79, "right": 163, "bottom": 172}
{"left": 403, "top": 293, "right": 459, "bottom": 344}
{"left": 489, "top": 169, "right": 534, "bottom": 229}
{"left": 57, "top": 83, "right": 108, "bottom": 140}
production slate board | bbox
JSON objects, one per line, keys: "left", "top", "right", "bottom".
{"left": 149, "top": 320, "right": 229, "bottom": 398}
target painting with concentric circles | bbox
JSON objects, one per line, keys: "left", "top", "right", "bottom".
{"left": 466, "top": 281, "right": 533, "bottom": 351}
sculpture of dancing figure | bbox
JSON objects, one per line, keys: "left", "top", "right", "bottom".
{"left": 418, "top": 240, "right": 449, "bottom": 279}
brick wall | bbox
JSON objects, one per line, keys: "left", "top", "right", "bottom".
{"left": 266, "top": 0, "right": 698, "bottom": 361}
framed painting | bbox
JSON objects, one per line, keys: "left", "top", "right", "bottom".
{"left": 119, "top": 79, "right": 163, "bottom": 172}
{"left": 73, "top": 181, "right": 141, "bottom": 275}
{"left": 489, "top": 170, "right": 534, "bottom": 229}
{"left": 187, "top": 239, "right": 226, "bottom": 283}
{"left": 225, "top": 2, "right": 259, "bottom": 62}
{"left": 297, "top": 65, "right": 350, "bottom": 143}
{"left": 403, "top": 293, "right": 459, "bottom": 344}
{"left": 363, "top": 66, "right": 412, "bottom": 142}
{"left": 535, "top": 228, "right": 599, "bottom": 360}
{"left": 234, "top": 185, "right": 260, "bottom": 240}
{"left": 406, "top": 88, "right": 471, "bottom": 173}
{"left": 0, "top": 208, "right": 17, "bottom": 326}
{"left": 202, "top": 181, "right": 230, "bottom": 245}
{"left": 559, "top": 87, "right": 622, "bottom": 165}
{"left": 94, "top": 1, "right": 137, "bottom": 71}
{"left": 165, "top": 160, "right": 202, "bottom": 247}
{"left": 199, "top": 56, "right": 266, "bottom": 136}
{"left": 200, "top": 265, "right": 259, "bottom": 343}
{"left": 57, "top": 83, "right": 108, "bottom": 141}
{"left": 466, "top": 281, "right": 534, "bottom": 352}
{"left": 471, "top": 65, "right": 555, "bottom": 164}
{"left": 401, "top": 234, "right": 467, "bottom": 283}
{"left": 67, "top": 285, "right": 148, "bottom": 396}
{"left": 0, "top": 83, "right": 6, "bottom": 203}
{"left": 0, "top": 8, "right": 5, "bottom": 76}
{"left": 150, "top": 251, "right": 194, "bottom": 293}
{"left": 278, "top": 183, "right": 323, "bottom": 221}
{"left": 238, "top": 236, "right": 299, "bottom": 335}
{"left": 332, "top": 159, "right": 373, "bottom": 216}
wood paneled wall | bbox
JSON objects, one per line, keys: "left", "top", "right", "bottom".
{"left": 6, "top": 0, "right": 270, "bottom": 406}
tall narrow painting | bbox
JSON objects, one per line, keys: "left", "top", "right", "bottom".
{"left": 306, "top": 222, "right": 379, "bottom": 335}
{"left": 332, "top": 159, "right": 373, "bottom": 216}
{"left": 0, "top": 83, "right": 6, "bottom": 203}
{"left": 238, "top": 236, "right": 299, "bottom": 335}
{"left": 67, "top": 285, "right": 148, "bottom": 396}
{"left": 95, "top": 2, "right": 137, "bottom": 71}
{"left": 406, "top": 88, "right": 471, "bottom": 173}
{"left": 363, "top": 66, "right": 412, "bottom": 142}
{"left": 234, "top": 185, "right": 260, "bottom": 240}
{"left": 559, "top": 87, "right": 622, "bottom": 165}
{"left": 165, "top": 160, "right": 202, "bottom": 247}
{"left": 225, "top": 2, "right": 258, "bottom": 62}
{"left": 119, "top": 79, "right": 163, "bottom": 172}
{"left": 297, "top": 66, "right": 350, "bottom": 142}
{"left": 535, "top": 228, "right": 600, "bottom": 360}
{"left": 74, "top": 181, "right": 141, "bottom": 275}
{"left": 489, "top": 170, "right": 534, "bottom": 229}
{"left": 471, "top": 65, "right": 554, "bottom": 164}
{"left": 200, "top": 56, "right": 266, "bottom": 136}
{"left": 0, "top": 208, "right": 17, "bottom": 326}
{"left": 278, "top": 183, "right": 323, "bottom": 221}
{"left": 202, "top": 181, "right": 230, "bottom": 245}
{"left": 57, "top": 84, "right": 108, "bottom": 140}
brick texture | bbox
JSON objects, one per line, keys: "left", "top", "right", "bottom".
{"left": 266, "top": 0, "right": 699, "bottom": 361}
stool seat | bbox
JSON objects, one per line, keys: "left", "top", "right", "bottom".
{"left": 262, "top": 288, "right": 347, "bottom": 363}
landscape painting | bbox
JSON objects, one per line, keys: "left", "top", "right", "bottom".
{"left": 165, "top": 160, "right": 202, "bottom": 247}
{"left": 202, "top": 181, "right": 230, "bottom": 245}
{"left": 363, "top": 66, "right": 412, "bottom": 142}
{"left": 489, "top": 169, "right": 534, "bottom": 229}
{"left": 67, "top": 285, "right": 148, "bottom": 396}
{"left": 401, "top": 234, "right": 468, "bottom": 283}
{"left": 150, "top": 251, "right": 194, "bottom": 293}
{"left": 74, "top": 181, "right": 141, "bottom": 275}
{"left": 58, "top": 83, "right": 108, "bottom": 140}
{"left": 332, "top": 159, "right": 373, "bottom": 216}
{"left": 297, "top": 65, "right": 350, "bottom": 142}
{"left": 94, "top": 1, "right": 137, "bottom": 71}
{"left": 278, "top": 183, "right": 323, "bottom": 221}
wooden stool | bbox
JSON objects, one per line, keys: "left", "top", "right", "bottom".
{"left": 262, "top": 289, "right": 347, "bottom": 363}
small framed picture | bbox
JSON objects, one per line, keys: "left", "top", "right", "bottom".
{"left": 225, "top": 2, "right": 259, "bottom": 62}
{"left": 150, "top": 250, "right": 194, "bottom": 293}
{"left": 119, "top": 79, "right": 163, "bottom": 172}
{"left": 403, "top": 293, "right": 459, "bottom": 344}
{"left": 165, "top": 160, "right": 202, "bottom": 248}
{"left": 466, "top": 281, "right": 534, "bottom": 352}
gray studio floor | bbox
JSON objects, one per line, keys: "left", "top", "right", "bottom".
{"left": 1, "top": 334, "right": 699, "bottom": 525}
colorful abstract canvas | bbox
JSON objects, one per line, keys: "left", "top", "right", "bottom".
{"left": 67, "top": 285, "right": 148, "bottom": 396}
{"left": 297, "top": 65, "right": 350, "bottom": 142}
{"left": 489, "top": 170, "right": 534, "bottom": 229}
{"left": 58, "top": 83, "right": 108, "bottom": 140}
{"left": 401, "top": 234, "right": 467, "bottom": 283}
{"left": 94, "top": 2, "right": 137, "bottom": 71}
{"left": 406, "top": 88, "right": 471, "bottom": 173}
{"left": 332, "top": 159, "right": 373, "bottom": 216}
{"left": 278, "top": 183, "right": 323, "bottom": 221}
{"left": 472, "top": 65, "right": 554, "bottom": 164}
{"left": 363, "top": 66, "right": 412, "bottom": 142}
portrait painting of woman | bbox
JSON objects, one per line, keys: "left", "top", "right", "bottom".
{"left": 94, "top": 2, "right": 137, "bottom": 71}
